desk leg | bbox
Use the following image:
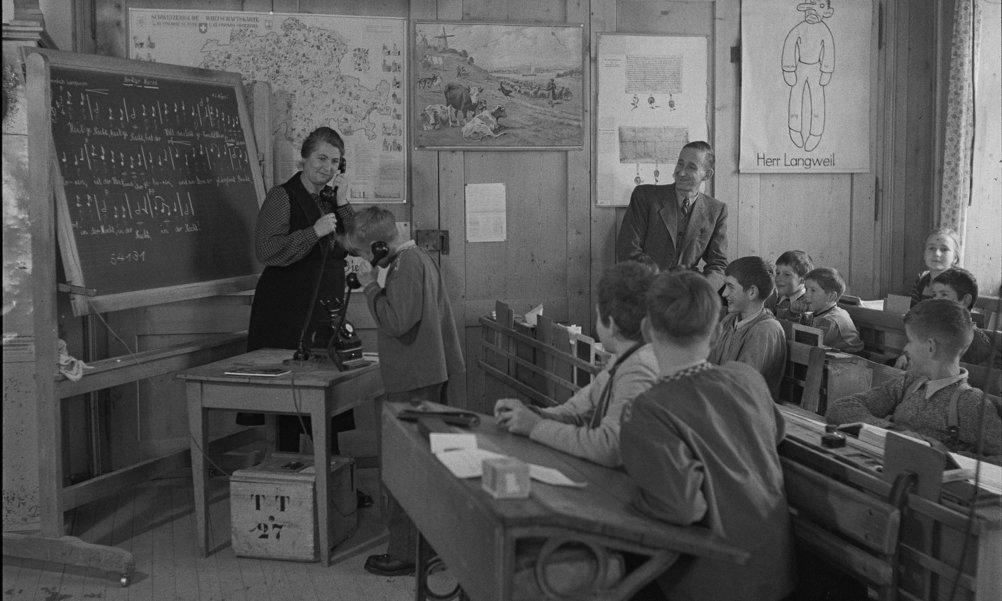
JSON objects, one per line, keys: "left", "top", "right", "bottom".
{"left": 415, "top": 533, "right": 430, "bottom": 601}
{"left": 186, "top": 382, "right": 210, "bottom": 558}
{"left": 313, "top": 405, "right": 332, "bottom": 566}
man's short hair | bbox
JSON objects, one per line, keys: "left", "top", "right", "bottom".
{"left": 682, "top": 140, "right": 714, "bottom": 172}
{"left": 346, "top": 206, "right": 398, "bottom": 246}
{"left": 597, "top": 261, "right": 659, "bottom": 340}
{"left": 804, "top": 267, "right": 846, "bottom": 298}
{"left": 725, "top": 256, "right": 775, "bottom": 300}
{"left": 904, "top": 299, "right": 974, "bottom": 359}
{"left": 933, "top": 268, "right": 979, "bottom": 309}
{"left": 646, "top": 270, "right": 720, "bottom": 345}
{"left": 776, "top": 250, "right": 814, "bottom": 278}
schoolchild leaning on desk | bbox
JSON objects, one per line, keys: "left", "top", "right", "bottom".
{"left": 802, "top": 267, "right": 864, "bottom": 353}
{"left": 826, "top": 299, "right": 1002, "bottom": 464}
{"left": 765, "top": 249, "right": 813, "bottom": 323}
{"left": 620, "top": 270, "right": 795, "bottom": 601}
{"left": 494, "top": 261, "right": 659, "bottom": 467}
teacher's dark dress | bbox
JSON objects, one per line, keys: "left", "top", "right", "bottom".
{"left": 247, "top": 173, "right": 349, "bottom": 350}
{"left": 241, "top": 173, "right": 354, "bottom": 447}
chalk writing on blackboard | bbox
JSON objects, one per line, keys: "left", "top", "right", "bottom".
{"left": 48, "top": 65, "right": 261, "bottom": 298}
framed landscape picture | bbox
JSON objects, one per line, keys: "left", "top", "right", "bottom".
{"left": 413, "top": 21, "right": 584, "bottom": 150}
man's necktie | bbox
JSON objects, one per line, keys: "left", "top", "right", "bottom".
{"left": 681, "top": 198, "right": 692, "bottom": 216}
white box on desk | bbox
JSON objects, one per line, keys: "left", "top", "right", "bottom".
{"left": 230, "top": 453, "right": 357, "bottom": 561}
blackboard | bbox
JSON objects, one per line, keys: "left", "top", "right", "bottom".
{"left": 26, "top": 49, "right": 265, "bottom": 316}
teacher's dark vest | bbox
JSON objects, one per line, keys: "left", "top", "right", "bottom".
{"left": 246, "top": 173, "right": 347, "bottom": 351}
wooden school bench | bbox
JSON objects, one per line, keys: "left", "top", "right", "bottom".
{"left": 478, "top": 301, "right": 1001, "bottom": 599}
{"left": 780, "top": 405, "right": 1002, "bottom": 601}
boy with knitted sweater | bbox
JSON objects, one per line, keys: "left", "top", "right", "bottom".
{"left": 827, "top": 299, "right": 1001, "bottom": 463}
{"left": 620, "top": 270, "right": 795, "bottom": 601}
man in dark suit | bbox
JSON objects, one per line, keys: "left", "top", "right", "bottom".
{"left": 616, "top": 141, "right": 728, "bottom": 291}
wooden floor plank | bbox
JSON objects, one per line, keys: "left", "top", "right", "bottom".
{"left": 149, "top": 478, "right": 179, "bottom": 601}
{"left": 170, "top": 478, "right": 211, "bottom": 601}
{"left": 121, "top": 481, "right": 155, "bottom": 601}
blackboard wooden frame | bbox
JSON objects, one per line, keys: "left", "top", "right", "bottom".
{"left": 25, "top": 48, "right": 265, "bottom": 316}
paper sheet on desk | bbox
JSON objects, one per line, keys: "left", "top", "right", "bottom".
{"left": 434, "top": 447, "right": 586, "bottom": 487}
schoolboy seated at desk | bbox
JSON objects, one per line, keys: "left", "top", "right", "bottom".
{"left": 765, "top": 249, "right": 813, "bottom": 323}
{"left": 826, "top": 299, "right": 1002, "bottom": 464}
{"left": 709, "top": 256, "right": 787, "bottom": 400}
{"left": 802, "top": 267, "right": 864, "bottom": 353}
{"left": 620, "top": 270, "right": 796, "bottom": 601}
{"left": 494, "top": 261, "right": 659, "bottom": 468}
{"left": 931, "top": 268, "right": 999, "bottom": 368}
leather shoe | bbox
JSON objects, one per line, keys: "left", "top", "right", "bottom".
{"left": 356, "top": 490, "right": 374, "bottom": 509}
{"left": 364, "top": 553, "right": 415, "bottom": 577}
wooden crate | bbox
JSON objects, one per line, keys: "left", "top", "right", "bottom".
{"left": 230, "top": 453, "right": 357, "bottom": 561}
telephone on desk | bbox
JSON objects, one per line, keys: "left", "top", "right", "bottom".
{"left": 287, "top": 240, "right": 386, "bottom": 371}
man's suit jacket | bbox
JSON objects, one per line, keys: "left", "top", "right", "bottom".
{"left": 616, "top": 183, "right": 728, "bottom": 289}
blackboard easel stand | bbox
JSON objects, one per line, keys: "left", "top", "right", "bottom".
{"left": 4, "top": 48, "right": 267, "bottom": 587}
{"left": 0, "top": 50, "right": 136, "bottom": 587}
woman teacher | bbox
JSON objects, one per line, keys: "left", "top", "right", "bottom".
{"left": 241, "top": 127, "right": 366, "bottom": 504}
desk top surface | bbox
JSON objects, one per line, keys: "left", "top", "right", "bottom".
{"left": 175, "top": 348, "right": 380, "bottom": 387}
{"left": 382, "top": 402, "right": 749, "bottom": 564}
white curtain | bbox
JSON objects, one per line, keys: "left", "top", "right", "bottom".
{"left": 938, "top": 0, "right": 979, "bottom": 246}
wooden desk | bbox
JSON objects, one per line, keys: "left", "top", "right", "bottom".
{"left": 381, "top": 403, "right": 749, "bottom": 601}
{"left": 177, "top": 348, "right": 384, "bottom": 565}
{"left": 779, "top": 405, "right": 1002, "bottom": 600}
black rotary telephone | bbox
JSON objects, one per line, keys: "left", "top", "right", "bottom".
{"left": 318, "top": 241, "right": 388, "bottom": 370}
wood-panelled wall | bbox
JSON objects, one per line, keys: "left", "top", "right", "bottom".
{"left": 70, "top": 0, "right": 946, "bottom": 412}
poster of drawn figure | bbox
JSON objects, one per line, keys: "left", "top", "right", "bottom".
{"left": 741, "top": 0, "right": 873, "bottom": 173}
{"left": 596, "top": 34, "right": 708, "bottom": 207}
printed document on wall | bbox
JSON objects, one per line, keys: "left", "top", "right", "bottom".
{"left": 596, "top": 34, "right": 708, "bottom": 207}
{"left": 466, "top": 183, "right": 506, "bottom": 243}
{"left": 740, "top": 0, "right": 873, "bottom": 173}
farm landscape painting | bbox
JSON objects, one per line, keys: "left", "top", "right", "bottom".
{"left": 413, "top": 22, "right": 584, "bottom": 149}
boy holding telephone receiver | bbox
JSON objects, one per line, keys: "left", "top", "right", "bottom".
{"left": 345, "top": 206, "right": 465, "bottom": 577}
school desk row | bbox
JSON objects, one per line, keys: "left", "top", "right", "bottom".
{"left": 476, "top": 301, "right": 1001, "bottom": 600}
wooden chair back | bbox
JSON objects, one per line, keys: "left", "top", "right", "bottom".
{"left": 781, "top": 340, "right": 827, "bottom": 413}
{"left": 973, "top": 296, "right": 1001, "bottom": 331}
{"left": 841, "top": 304, "right": 907, "bottom": 364}
{"left": 782, "top": 457, "right": 905, "bottom": 601}
{"left": 479, "top": 301, "right": 600, "bottom": 409}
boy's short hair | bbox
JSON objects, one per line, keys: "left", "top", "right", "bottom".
{"left": 776, "top": 250, "right": 814, "bottom": 278}
{"left": 346, "top": 206, "right": 399, "bottom": 246}
{"left": 932, "top": 268, "right": 979, "bottom": 309}
{"left": 804, "top": 267, "right": 846, "bottom": 298}
{"left": 725, "top": 256, "right": 776, "bottom": 300}
{"left": 904, "top": 299, "right": 974, "bottom": 359}
{"left": 645, "top": 271, "right": 721, "bottom": 345}
{"left": 597, "top": 261, "right": 659, "bottom": 341}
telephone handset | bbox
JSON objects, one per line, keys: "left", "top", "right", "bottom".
{"left": 338, "top": 157, "right": 347, "bottom": 173}
{"left": 346, "top": 241, "right": 390, "bottom": 290}
{"left": 370, "top": 241, "right": 390, "bottom": 267}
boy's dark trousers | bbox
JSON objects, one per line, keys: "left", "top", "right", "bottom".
{"left": 384, "top": 381, "right": 449, "bottom": 563}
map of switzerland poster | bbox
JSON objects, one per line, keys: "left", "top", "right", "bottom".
{"left": 129, "top": 9, "right": 407, "bottom": 203}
